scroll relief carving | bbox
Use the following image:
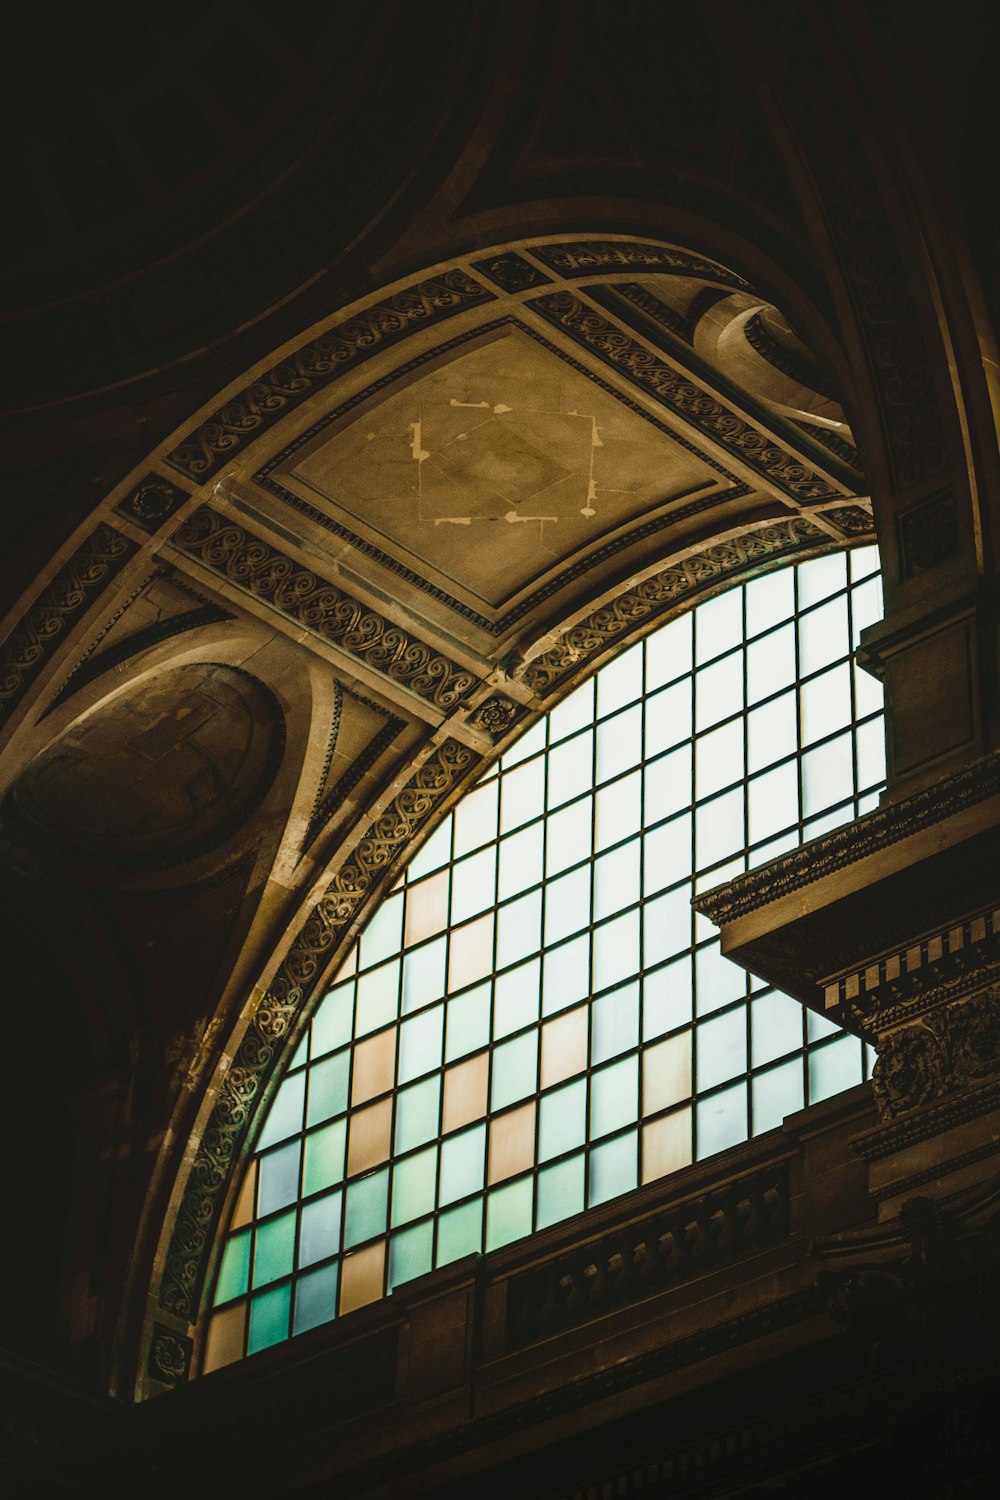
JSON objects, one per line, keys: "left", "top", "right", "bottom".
{"left": 872, "top": 987, "right": 1000, "bottom": 1120}
{"left": 173, "top": 507, "right": 478, "bottom": 711}
{"left": 524, "top": 518, "right": 823, "bottom": 695}
{"left": 160, "top": 738, "right": 480, "bottom": 1319}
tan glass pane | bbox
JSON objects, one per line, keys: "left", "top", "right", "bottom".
{"left": 442, "top": 1052, "right": 488, "bottom": 1134}
{"left": 405, "top": 870, "right": 449, "bottom": 945}
{"left": 642, "top": 1109, "right": 692, "bottom": 1184}
{"left": 352, "top": 1029, "right": 396, "bottom": 1106}
{"left": 202, "top": 1303, "right": 246, "bottom": 1373}
{"left": 339, "top": 1239, "right": 385, "bottom": 1315}
{"left": 540, "top": 1006, "right": 588, "bottom": 1089}
{"left": 231, "top": 1160, "right": 257, "bottom": 1230}
{"left": 347, "top": 1098, "right": 392, "bottom": 1177}
{"left": 642, "top": 1033, "right": 692, "bottom": 1116}
{"left": 488, "top": 1100, "right": 536, "bottom": 1185}
{"left": 448, "top": 913, "right": 494, "bottom": 992}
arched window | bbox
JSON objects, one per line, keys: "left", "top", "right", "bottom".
{"left": 204, "top": 545, "right": 883, "bottom": 1370}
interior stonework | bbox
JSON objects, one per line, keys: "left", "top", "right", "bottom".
{"left": 2, "top": 4, "right": 1000, "bottom": 1496}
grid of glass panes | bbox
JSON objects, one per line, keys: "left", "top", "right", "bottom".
{"left": 204, "top": 547, "right": 884, "bottom": 1370}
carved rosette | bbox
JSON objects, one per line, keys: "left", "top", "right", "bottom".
{"left": 871, "top": 987, "right": 1000, "bottom": 1120}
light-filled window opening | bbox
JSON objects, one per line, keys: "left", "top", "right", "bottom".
{"left": 204, "top": 546, "right": 884, "bottom": 1369}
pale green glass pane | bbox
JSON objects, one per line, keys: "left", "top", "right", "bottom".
{"left": 302, "top": 1119, "right": 346, "bottom": 1197}
{"left": 546, "top": 730, "right": 594, "bottom": 811}
{"left": 589, "top": 1130, "right": 637, "bottom": 1206}
{"left": 404, "top": 870, "right": 449, "bottom": 946}
{"left": 407, "top": 817, "right": 452, "bottom": 881}
{"left": 498, "top": 822, "right": 543, "bottom": 901}
{"left": 797, "top": 549, "right": 846, "bottom": 607}
{"left": 391, "top": 1145, "right": 438, "bottom": 1225}
{"left": 695, "top": 718, "right": 744, "bottom": 800}
{"left": 745, "top": 567, "right": 794, "bottom": 638}
{"left": 450, "top": 846, "right": 497, "bottom": 924}
{"left": 596, "top": 705, "right": 641, "bottom": 783}
{"left": 695, "top": 587, "right": 743, "bottom": 665}
{"left": 394, "top": 1076, "right": 440, "bottom": 1153}
{"left": 440, "top": 1124, "right": 486, "bottom": 1205}
{"left": 747, "top": 760, "right": 798, "bottom": 846}
{"left": 801, "top": 732, "right": 854, "bottom": 817}
{"left": 798, "top": 594, "right": 849, "bottom": 676}
{"left": 398, "top": 1004, "right": 444, "bottom": 1084}
{"left": 808, "top": 1006, "right": 840, "bottom": 1042}
{"left": 591, "top": 981, "right": 639, "bottom": 1064}
{"left": 448, "top": 913, "right": 494, "bottom": 991}
{"left": 694, "top": 941, "right": 747, "bottom": 1016}
{"left": 646, "top": 609, "right": 692, "bottom": 685}
{"left": 258, "top": 1141, "right": 301, "bottom": 1217}
{"left": 593, "top": 840, "right": 640, "bottom": 921}
{"left": 695, "top": 787, "right": 745, "bottom": 871}
{"left": 751, "top": 991, "right": 804, "bottom": 1067}
{"left": 695, "top": 650, "right": 743, "bottom": 731}
{"left": 696, "top": 1081, "right": 748, "bottom": 1159}
{"left": 747, "top": 624, "right": 794, "bottom": 705}
{"left": 312, "top": 982, "right": 354, "bottom": 1058}
{"left": 496, "top": 889, "right": 541, "bottom": 968}
{"left": 642, "top": 957, "right": 693, "bottom": 1039}
{"left": 643, "top": 884, "right": 692, "bottom": 968}
{"left": 595, "top": 769, "right": 641, "bottom": 852}
{"left": 808, "top": 1034, "right": 863, "bottom": 1103}
{"left": 598, "top": 641, "right": 643, "bottom": 716}
{"left": 436, "top": 1197, "right": 483, "bottom": 1265}
{"left": 537, "top": 1153, "right": 585, "bottom": 1229}
{"left": 538, "top": 1079, "right": 586, "bottom": 1161}
{"left": 360, "top": 892, "right": 403, "bottom": 970}
{"left": 644, "top": 680, "right": 691, "bottom": 760}
{"left": 445, "top": 983, "right": 491, "bottom": 1061}
{"left": 502, "top": 716, "right": 546, "bottom": 768}
{"left": 644, "top": 744, "right": 693, "bottom": 825}
{"left": 355, "top": 960, "right": 400, "bottom": 1037}
{"left": 544, "top": 796, "right": 592, "bottom": 877}
{"left": 592, "top": 908, "right": 640, "bottom": 993}
{"left": 486, "top": 1174, "right": 533, "bottom": 1251}
{"left": 254, "top": 1210, "right": 296, "bottom": 1286}
{"left": 216, "top": 1230, "right": 251, "bottom": 1304}
{"left": 548, "top": 677, "right": 594, "bottom": 744}
{"left": 850, "top": 574, "right": 883, "bottom": 648}
{"left": 500, "top": 757, "right": 545, "bottom": 833}
{"left": 299, "top": 1190, "right": 342, "bottom": 1268}
{"left": 402, "top": 937, "right": 446, "bottom": 1015}
{"left": 542, "top": 934, "right": 590, "bottom": 1016}
{"left": 289, "top": 1032, "right": 309, "bottom": 1071}
{"left": 491, "top": 1031, "right": 537, "bottom": 1110}
{"left": 453, "top": 777, "right": 499, "bottom": 857}
{"left": 803, "top": 803, "right": 853, "bottom": 842}
{"left": 248, "top": 1282, "right": 291, "bottom": 1354}
{"left": 544, "top": 865, "right": 591, "bottom": 946}
{"left": 306, "top": 1051, "right": 349, "bottom": 1127}
{"left": 257, "top": 1071, "right": 305, "bottom": 1151}
{"left": 642, "top": 815, "right": 691, "bottom": 896}
{"left": 800, "top": 662, "right": 852, "bottom": 746}
{"left": 293, "top": 1261, "right": 339, "bottom": 1335}
{"left": 493, "top": 958, "right": 539, "bottom": 1039}
{"left": 747, "top": 691, "right": 797, "bottom": 774}
{"left": 696, "top": 1006, "right": 747, "bottom": 1091}
{"left": 856, "top": 718, "right": 886, "bottom": 792}
{"left": 753, "top": 1058, "right": 804, "bottom": 1133}
{"left": 590, "top": 1055, "right": 638, "bottom": 1138}
{"left": 343, "top": 1170, "right": 389, "bottom": 1249}
{"left": 389, "top": 1221, "right": 434, "bottom": 1290}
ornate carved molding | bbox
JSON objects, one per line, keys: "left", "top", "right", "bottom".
{"left": 159, "top": 738, "right": 480, "bottom": 1318}
{"left": 872, "top": 988, "right": 1000, "bottom": 1120}
{"left": 695, "top": 753, "right": 1000, "bottom": 928}
{"left": 469, "top": 694, "right": 521, "bottom": 742}
{"left": 0, "top": 525, "right": 138, "bottom": 728}
{"left": 50, "top": 602, "right": 232, "bottom": 710}
{"left": 898, "top": 489, "right": 958, "bottom": 576}
{"left": 820, "top": 502, "right": 873, "bottom": 535}
{"left": 523, "top": 518, "right": 825, "bottom": 696}
{"left": 172, "top": 506, "right": 478, "bottom": 710}
{"left": 744, "top": 310, "right": 835, "bottom": 399}
{"left": 529, "top": 291, "right": 843, "bottom": 501}
{"left": 470, "top": 251, "right": 552, "bottom": 291}
{"left": 148, "top": 1325, "right": 193, "bottom": 1386}
{"left": 531, "top": 241, "right": 749, "bottom": 287}
{"left": 163, "top": 270, "right": 494, "bottom": 481}
{"left": 113, "top": 472, "right": 191, "bottom": 534}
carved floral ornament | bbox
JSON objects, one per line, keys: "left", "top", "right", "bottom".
{"left": 872, "top": 987, "right": 1000, "bottom": 1120}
